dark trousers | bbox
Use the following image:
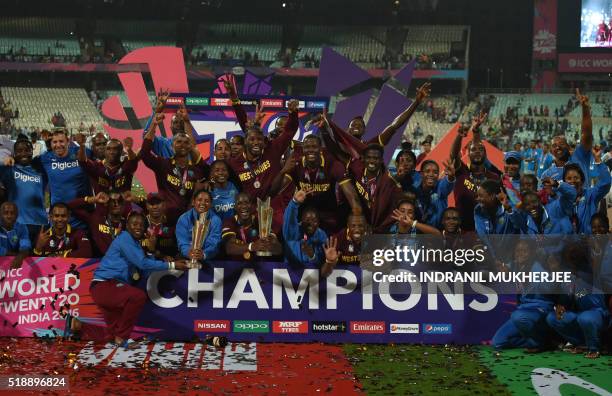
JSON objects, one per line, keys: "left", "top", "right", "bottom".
{"left": 90, "top": 279, "right": 147, "bottom": 340}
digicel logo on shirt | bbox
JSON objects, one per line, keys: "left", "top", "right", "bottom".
{"left": 272, "top": 321, "right": 308, "bottom": 334}
{"left": 51, "top": 161, "right": 79, "bottom": 170}
{"left": 166, "top": 97, "right": 184, "bottom": 105}
{"left": 350, "top": 321, "right": 386, "bottom": 334}
{"left": 193, "top": 320, "right": 230, "bottom": 332}
{"left": 261, "top": 99, "right": 284, "bottom": 107}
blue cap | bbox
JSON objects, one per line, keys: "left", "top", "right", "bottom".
{"left": 504, "top": 151, "right": 522, "bottom": 163}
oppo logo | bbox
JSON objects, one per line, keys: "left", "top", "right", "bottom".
{"left": 233, "top": 320, "right": 269, "bottom": 333}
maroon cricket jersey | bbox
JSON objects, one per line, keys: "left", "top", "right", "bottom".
{"left": 227, "top": 111, "right": 298, "bottom": 200}
{"left": 140, "top": 138, "right": 210, "bottom": 220}
{"left": 453, "top": 162, "right": 499, "bottom": 231}
{"left": 287, "top": 152, "right": 351, "bottom": 211}
{"left": 67, "top": 198, "right": 129, "bottom": 254}
{"left": 34, "top": 225, "right": 92, "bottom": 258}
{"left": 333, "top": 228, "right": 362, "bottom": 266}
{"left": 79, "top": 157, "right": 138, "bottom": 194}
{"left": 348, "top": 159, "right": 402, "bottom": 233}
{"left": 144, "top": 217, "right": 177, "bottom": 258}
{"left": 221, "top": 215, "right": 259, "bottom": 260}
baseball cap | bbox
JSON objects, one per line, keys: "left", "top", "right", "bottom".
{"left": 146, "top": 192, "right": 163, "bottom": 204}
{"left": 504, "top": 151, "right": 522, "bottom": 163}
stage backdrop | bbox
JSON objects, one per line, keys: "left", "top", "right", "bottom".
{"left": 0, "top": 257, "right": 514, "bottom": 343}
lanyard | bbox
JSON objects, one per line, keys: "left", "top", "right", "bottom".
{"left": 105, "top": 217, "right": 122, "bottom": 239}
{"left": 362, "top": 171, "right": 379, "bottom": 203}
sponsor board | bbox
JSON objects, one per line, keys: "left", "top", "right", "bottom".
{"left": 389, "top": 323, "right": 419, "bottom": 334}
{"left": 193, "top": 320, "right": 230, "bottom": 332}
{"left": 350, "top": 321, "right": 385, "bottom": 334}
{"left": 311, "top": 321, "right": 347, "bottom": 333}
{"left": 272, "top": 321, "right": 308, "bottom": 334}
{"left": 286, "top": 100, "right": 305, "bottom": 109}
{"left": 233, "top": 320, "right": 269, "bottom": 333}
{"left": 558, "top": 53, "right": 612, "bottom": 73}
{"left": 166, "top": 97, "right": 184, "bottom": 105}
{"left": 423, "top": 323, "right": 452, "bottom": 334}
{"left": 185, "top": 97, "right": 209, "bottom": 106}
{"left": 306, "top": 101, "right": 326, "bottom": 109}
{"left": 261, "top": 99, "right": 284, "bottom": 107}
{"left": 211, "top": 98, "right": 231, "bottom": 106}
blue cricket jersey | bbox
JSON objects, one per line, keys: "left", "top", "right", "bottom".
{"left": 211, "top": 182, "right": 239, "bottom": 221}
{"left": 0, "top": 162, "right": 48, "bottom": 226}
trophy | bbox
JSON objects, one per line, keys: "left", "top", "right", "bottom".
{"left": 256, "top": 197, "right": 273, "bottom": 256}
{"left": 190, "top": 211, "right": 210, "bottom": 269}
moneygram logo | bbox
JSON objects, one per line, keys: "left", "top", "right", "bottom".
{"left": 350, "top": 321, "right": 385, "bottom": 334}
{"left": 423, "top": 323, "right": 452, "bottom": 334}
{"left": 185, "top": 97, "right": 209, "bottom": 106}
{"left": 390, "top": 324, "right": 419, "bottom": 334}
{"left": 311, "top": 321, "right": 347, "bottom": 333}
{"left": 233, "top": 320, "right": 269, "bottom": 333}
{"left": 166, "top": 97, "right": 184, "bottom": 105}
{"left": 286, "top": 100, "right": 305, "bottom": 109}
{"left": 211, "top": 98, "right": 231, "bottom": 106}
{"left": 193, "top": 320, "right": 230, "bottom": 332}
{"left": 261, "top": 99, "right": 284, "bottom": 107}
{"left": 272, "top": 321, "right": 308, "bottom": 334}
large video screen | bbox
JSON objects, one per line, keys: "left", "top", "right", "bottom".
{"left": 581, "top": 0, "right": 612, "bottom": 47}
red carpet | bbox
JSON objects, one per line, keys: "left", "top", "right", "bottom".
{"left": 0, "top": 338, "right": 361, "bottom": 395}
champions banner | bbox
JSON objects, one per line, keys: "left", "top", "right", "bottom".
{"left": 0, "top": 257, "right": 514, "bottom": 343}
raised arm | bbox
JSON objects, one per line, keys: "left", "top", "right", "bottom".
{"left": 370, "top": 82, "right": 431, "bottom": 147}
{"left": 224, "top": 78, "right": 248, "bottom": 133}
{"left": 576, "top": 89, "right": 593, "bottom": 151}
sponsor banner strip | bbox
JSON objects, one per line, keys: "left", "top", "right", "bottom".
{"left": 0, "top": 258, "right": 512, "bottom": 343}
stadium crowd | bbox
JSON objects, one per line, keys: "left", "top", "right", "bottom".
{"left": 0, "top": 81, "right": 610, "bottom": 354}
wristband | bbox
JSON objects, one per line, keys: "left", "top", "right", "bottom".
{"left": 168, "top": 261, "right": 175, "bottom": 270}
{"left": 325, "top": 259, "right": 338, "bottom": 265}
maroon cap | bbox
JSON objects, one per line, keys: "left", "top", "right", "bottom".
{"left": 146, "top": 192, "right": 163, "bottom": 204}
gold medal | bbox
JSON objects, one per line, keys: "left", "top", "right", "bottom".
{"left": 132, "top": 272, "right": 140, "bottom": 281}
{"left": 243, "top": 251, "right": 251, "bottom": 260}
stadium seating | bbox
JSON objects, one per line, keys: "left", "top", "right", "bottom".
{"left": 0, "top": 17, "right": 80, "bottom": 57}
{"left": 122, "top": 40, "right": 176, "bottom": 52}
{"left": 300, "top": 25, "right": 386, "bottom": 62}
{"left": 1, "top": 87, "right": 104, "bottom": 132}
{"left": 0, "top": 38, "right": 80, "bottom": 56}
{"left": 402, "top": 25, "right": 465, "bottom": 57}
{"left": 94, "top": 20, "right": 175, "bottom": 40}
{"left": 192, "top": 23, "right": 282, "bottom": 62}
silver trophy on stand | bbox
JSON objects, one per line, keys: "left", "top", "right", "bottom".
{"left": 190, "top": 211, "right": 210, "bottom": 269}
{"left": 256, "top": 197, "right": 273, "bottom": 257}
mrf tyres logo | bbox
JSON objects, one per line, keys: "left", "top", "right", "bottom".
{"left": 423, "top": 323, "right": 452, "bottom": 334}
{"left": 311, "top": 321, "right": 346, "bottom": 333}
{"left": 272, "top": 321, "right": 308, "bottom": 334}
{"left": 233, "top": 320, "right": 269, "bottom": 333}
